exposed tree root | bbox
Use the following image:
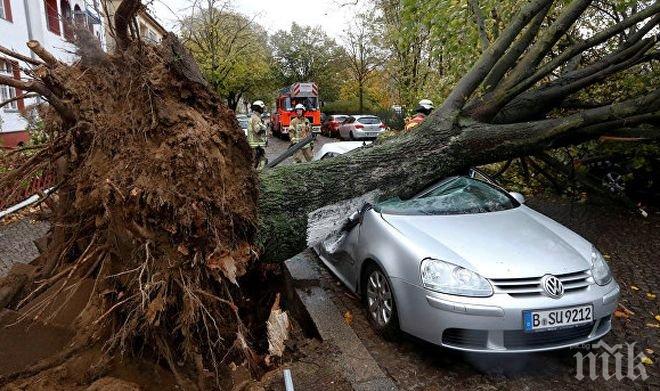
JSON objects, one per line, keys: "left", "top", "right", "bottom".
{"left": 0, "top": 21, "right": 262, "bottom": 390}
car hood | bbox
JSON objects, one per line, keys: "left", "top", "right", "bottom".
{"left": 380, "top": 206, "right": 593, "bottom": 279}
{"left": 326, "top": 141, "right": 371, "bottom": 154}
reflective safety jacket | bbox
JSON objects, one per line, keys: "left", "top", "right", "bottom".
{"left": 247, "top": 113, "right": 268, "bottom": 148}
{"left": 289, "top": 116, "right": 311, "bottom": 147}
{"left": 405, "top": 113, "right": 426, "bottom": 131}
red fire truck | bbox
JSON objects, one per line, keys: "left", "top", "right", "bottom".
{"left": 271, "top": 82, "right": 321, "bottom": 139}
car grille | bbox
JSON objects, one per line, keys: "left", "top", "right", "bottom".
{"left": 442, "top": 316, "right": 610, "bottom": 350}
{"left": 490, "top": 270, "right": 591, "bottom": 297}
{"left": 442, "top": 328, "right": 488, "bottom": 349}
{"left": 503, "top": 323, "right": 594, "bottom": 349}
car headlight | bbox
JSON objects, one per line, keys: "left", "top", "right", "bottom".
{"left": 590, "top": 246, "right": 612, "bottom": 286}
{"left": 420, "top": 259, "right": 493, "bottom": 297}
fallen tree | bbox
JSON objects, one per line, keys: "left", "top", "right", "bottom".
{"left": 0, "top": 0, "right": 658, "bottom": 388}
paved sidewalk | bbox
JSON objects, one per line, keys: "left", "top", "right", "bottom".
{"left": 0, "top": 219, "right": 49, "bottom": 277}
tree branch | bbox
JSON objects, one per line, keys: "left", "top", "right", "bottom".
{"left": 0, "top": 93, "right": 38, "bottom": 109}
{"left": 626, "top": 13, "right": 660, "bottom": 45}
{"left": 468, "top": 0, "right": 490, "bottom": 50}
{"left": 498, "top": 0, "right": 592, "bottom": 89}
{"left": 114, "top": 0, "right": 142, "bottom": 51}
{"left": 469, "top": 1, "right": 660, "bottom": 121}
{"left": 493, "top": 36, "right": 657, "bottom": 123}
{"left": 438, "top": 0, "right": 554, "bottom": 115}
{"left": 0, "top": 75, "right": 75, "bottom": 123}
{"left": 0, "top": 45, "right": 44, "bottom": 66}
{"left": 27, "top": 41, "right": 59, "bottom": 67}
{"left": 482, "top": 5, "right": 550, "bottom": 92}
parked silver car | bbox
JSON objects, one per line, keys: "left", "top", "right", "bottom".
{"left": 314, "top": 170, "right": 619, "bottom": 352}
{"left": 236, "top": 114, "right": 249, "bottom": 136}
{"left": 338, "top": 115, "right": 385, "bottom": 140}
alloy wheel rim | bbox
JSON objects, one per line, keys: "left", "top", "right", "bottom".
{"left": 366, "top": 270, "right": 393, "bottom": 326}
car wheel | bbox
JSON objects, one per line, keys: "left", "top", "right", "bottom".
{"left": 363, "top": 263, "right": 399, "bottom": 339}
{"left": 349, "top": 131, "right": 355, "bottom": 140}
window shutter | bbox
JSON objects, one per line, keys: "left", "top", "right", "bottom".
{"left": 45, "top": 0, "right": 60, "bottom": 34}
{"left": 11, "top": 60, "right": 24, "bottom": 111}
{"left": 2, "top": 0, "right": 11, "bottom": 21}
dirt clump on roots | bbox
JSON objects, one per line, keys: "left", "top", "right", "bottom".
{"left": 0, "top": 27, "right": 263, "bottom": 388}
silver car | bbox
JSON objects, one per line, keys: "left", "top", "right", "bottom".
{"left": 236, "top": 114, "right": 249, "bottom": 136}
{"left": 338, "top": 115, "right": 385, "bottom": 140}
{"left": 314, "top": 171, "right": 619, "bottom": 353}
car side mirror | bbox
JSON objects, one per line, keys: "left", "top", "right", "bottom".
{"left": 510, "top": 192, "right": 525, "bottom": 204}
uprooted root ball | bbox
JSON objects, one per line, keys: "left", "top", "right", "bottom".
{"left": 0, "top": 33, "right": 261, "bottom": 387}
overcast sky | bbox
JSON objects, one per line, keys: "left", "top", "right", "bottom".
{"left": 150, "top": 0, "right": 366, "bottom": 40}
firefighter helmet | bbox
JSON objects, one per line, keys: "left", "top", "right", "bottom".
{"left": 252, "top": 100, "right": 266, "bottom": 112}
{"left": 418, "top": 99, "right": 434, "bottom": 110}
{"left": 294, "top": 103, "right": 305, "bottom": 111}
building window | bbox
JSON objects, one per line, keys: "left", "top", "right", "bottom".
{"left": 44, "top": 0, "right": 60, "bottom": 34}
{"left": 0, "top": 61, "right": 18, "bottom": 111}
{"left": 1, "top": 0, "right": 13, "bottom": 22}
{"left": 60, "top": 0, "right": 73, "bottom": 40}
{"left": 73, "top": 4, "right": 84, "bottom": 27}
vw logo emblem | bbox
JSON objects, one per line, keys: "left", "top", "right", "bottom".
{"left": 541, "top": 275, "right": 564, "bottom": 299}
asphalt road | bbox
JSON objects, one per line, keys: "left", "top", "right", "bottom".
{"left": 264, "top": 133, "right": 335, "bottom": 166}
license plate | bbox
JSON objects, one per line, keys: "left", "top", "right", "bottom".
{"left": 523, "top": 304, "right": 593, "bottom": 332}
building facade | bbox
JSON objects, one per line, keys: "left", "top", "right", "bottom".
{"left": 0, "top": 0, "right": 164, "bottom": 148}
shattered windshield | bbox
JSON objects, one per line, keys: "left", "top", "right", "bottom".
{"left": 375, "top": 177, "right": 519, "bottom": 215}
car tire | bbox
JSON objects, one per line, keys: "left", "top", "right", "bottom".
{"left": 362, "top": 263, "right": 399, "bottom": 340}
{"left": 349, "top": 131, "right": 355, "bottom": 140}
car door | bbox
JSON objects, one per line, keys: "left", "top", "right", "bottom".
{"left": 340, "top": 117, "right": 353, "bottom": 139}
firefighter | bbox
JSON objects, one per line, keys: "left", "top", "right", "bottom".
{"left": 289, "top": 103, "right": 313, "bottom": 163}
{"left": 405, "top": 99, "right": 434, "bottom": 131}
{"left": 247, "top": 100, "right": 268, "bottom": 170}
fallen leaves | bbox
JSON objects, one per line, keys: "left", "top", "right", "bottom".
{"left": 343, "top": 311, "right": 353, "bottom": 326}
{"left": 630, "top": 285, "right": 640, "bottom": 291}
{"left": 646, "top": 292, "right": 656, "bottom": 300}
{"left": 614, "top": 310, "right": 629, "bottom": 319}
{"left": 641, "top": 356, "right": 654, "bottom": 366}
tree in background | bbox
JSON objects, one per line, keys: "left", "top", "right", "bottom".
{"left": 270, "top": 23, "right": 347, "bottom": 102}
{"left": 372, "top": 0, "right": 524, "bottom": 107}
{"left": 180, "top": 0, "right": 275, "bottom": 111}
{"left": 343, "top": 13, "right": 384, "bottom": 112}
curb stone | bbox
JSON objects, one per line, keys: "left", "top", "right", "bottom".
{"left": 284, "top": 250, "right": 398, "bottom": 391}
